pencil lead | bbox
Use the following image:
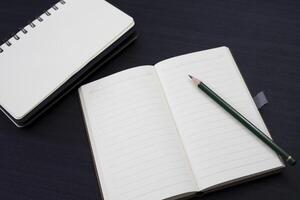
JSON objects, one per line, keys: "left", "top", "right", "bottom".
{"left": 188, "top": 74, "right": 193, "bottom": 79}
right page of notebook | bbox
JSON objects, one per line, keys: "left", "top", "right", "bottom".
{"left": 155, "top": 47, "right": 283, "bottom": 190}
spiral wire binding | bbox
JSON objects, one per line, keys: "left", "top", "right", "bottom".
{"left": 0, "top": 0, "right": 66, "bottom": 54}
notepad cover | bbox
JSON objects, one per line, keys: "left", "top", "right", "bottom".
{"left": 0, "top": 0, "right": 135, "bottom": 127}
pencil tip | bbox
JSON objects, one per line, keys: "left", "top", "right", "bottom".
{"left": 188, "top": 75, "right": 201, "bottom": 85}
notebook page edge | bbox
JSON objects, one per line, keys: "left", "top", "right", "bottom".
{"left": 200, "top": 165, "right": 284, "bottom": 193}
{"left": 154, "top": 46, "right": 227, "bottom": 68}
{"left": 78, "top": 87, "right": 111, "bottom": 200}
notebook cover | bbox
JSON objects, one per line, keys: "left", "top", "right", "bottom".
{"left": 0, "top": 28, "right": 137, "bottom": 127}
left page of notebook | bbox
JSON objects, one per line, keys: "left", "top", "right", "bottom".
{"left": 79, "top": 66, "right": 198, "bottom": 200}
{"left": 0, "top": 0, "right": 134, "bottom": 120}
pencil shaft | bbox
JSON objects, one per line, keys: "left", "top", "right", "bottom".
{"left": 197, "top": 82, "right": 296, "bottom": 166}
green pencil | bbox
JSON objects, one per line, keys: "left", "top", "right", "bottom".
{"left": 188, "top": 75, "right": 296, "bottom": 166}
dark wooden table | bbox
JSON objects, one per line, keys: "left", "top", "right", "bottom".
{"left": 0, "top": 0, "right": 299, "bottom": 199}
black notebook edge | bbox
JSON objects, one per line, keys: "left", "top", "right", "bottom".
{"left": 0, "top": 27, "right": 137, "bottom": 127}
{"left": 193, "top": 166, "right": 283, "bottom": 199}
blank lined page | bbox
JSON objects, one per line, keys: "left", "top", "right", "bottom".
{"left": 79, "top": 66, "right": 197, "bottom": 200}
{"left": 0, "top": 0, "right": 134, "bottom": 119}
{"left": 155, "top": 47, "right": 283, "bottom": 190}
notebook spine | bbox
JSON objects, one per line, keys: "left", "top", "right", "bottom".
{"left": 0, "top": 0, "right": 66, "bottom": 54}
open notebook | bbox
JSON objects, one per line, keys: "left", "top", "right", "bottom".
{"left": 0, "top": 0, "right": 135, "bottom": 127}
{"left": 79, "top": 47, "right": 284, "bottom": 200}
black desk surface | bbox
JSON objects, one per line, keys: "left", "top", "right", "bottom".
{"left": 0, "top": 0, "right": 299, "bottom": 199}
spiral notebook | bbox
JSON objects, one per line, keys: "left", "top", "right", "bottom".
{"left": 79, "top": 47, "right": 283, "bottom": 200}
{"left": 0, "top": 0, "right": 136, "bottom": 127}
